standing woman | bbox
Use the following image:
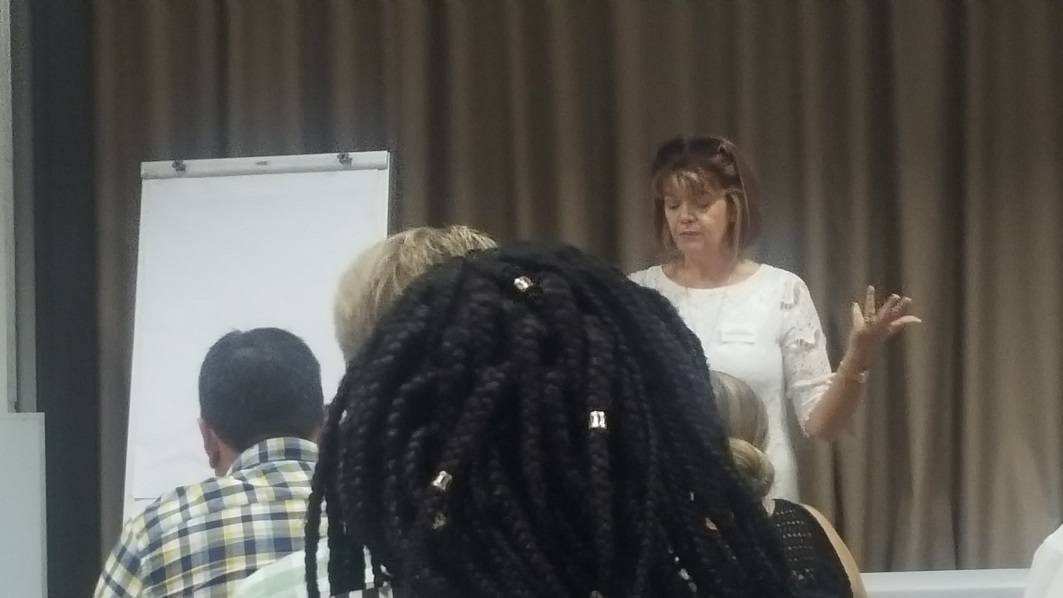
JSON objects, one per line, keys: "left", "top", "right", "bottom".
{"left": 630, "top": 136, "right": 920, "bottom": 501}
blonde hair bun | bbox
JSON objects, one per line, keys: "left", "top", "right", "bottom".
{"left": 727, "top": 438, "right": 775, "bottom": 500}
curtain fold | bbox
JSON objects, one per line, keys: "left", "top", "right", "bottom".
{"left": 94, "top": 0, "right": 1063, "bottom": 572}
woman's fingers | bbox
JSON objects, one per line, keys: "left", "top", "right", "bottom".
{"left": 864, "top": 285, "right": 876, "bottom": 319}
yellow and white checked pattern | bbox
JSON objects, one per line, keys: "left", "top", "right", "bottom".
{"left": 95, "top": 437, "right": 318, "bottom": 597}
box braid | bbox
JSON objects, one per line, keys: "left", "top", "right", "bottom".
{"left": 306, "top": 242, "right": 801, "bottom": 598}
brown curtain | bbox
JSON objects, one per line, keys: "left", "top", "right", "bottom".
{"left": 94, "top": 0, "right": 1063, "bottom": 573}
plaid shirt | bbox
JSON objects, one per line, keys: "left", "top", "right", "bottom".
{"left": 95, "top": 437, "right": 319, "bottom": 597}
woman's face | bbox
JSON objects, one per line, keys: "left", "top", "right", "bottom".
{"left": 661, "top": 178, "right": 732, "bottom": 258}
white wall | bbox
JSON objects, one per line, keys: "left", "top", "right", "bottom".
{"left": 0, "top": 413, "right": 47, "bottom": 598}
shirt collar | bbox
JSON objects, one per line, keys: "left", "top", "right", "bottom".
{"left": 228, "top": 436, "right": 318, "bottom": 474}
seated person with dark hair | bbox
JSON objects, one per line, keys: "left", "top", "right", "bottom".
{"left": 95, "top": 327, "right": 325, "bottom": 597}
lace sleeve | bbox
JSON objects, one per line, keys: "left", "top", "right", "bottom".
{"left": 780, "top": 276, "right": 833, "bottom": 434}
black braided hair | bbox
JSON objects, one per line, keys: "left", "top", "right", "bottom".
{"left": 306, "top": 242, "right": 800, "bottom": 598}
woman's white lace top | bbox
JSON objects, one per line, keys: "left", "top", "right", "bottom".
{"left": 630, "top": 264, "right": 833, "bottom": 500}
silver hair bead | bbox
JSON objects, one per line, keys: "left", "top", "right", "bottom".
{"left": 431, "top": 512, "right": 448, "bottom": 530}
{"left": 513, "top": 275, "right": 534, "bottom": 292}
{"left": 589, "top": 410, "right": 607, "bottom": 430}
{"left": 432, "top": 470, "right": 453, "bottom": 492}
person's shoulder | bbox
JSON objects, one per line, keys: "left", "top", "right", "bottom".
{"left": 799, "top": 502, "right": 868, "bottom": 598}
{"left": 1028, "top": 523, "right": 1063, "bottom": 598}
{"left": 628, "top": 264, "right": 666, "bottom": 288}
{"left": 106, "top": 485, "right": 231, "bottom": 577}
{"left": 754, "top": 264, "right": 817, "bottom": 308}
{"left": 234, "top": 548, "right": 322, "bottom": 597}
{"left": 236, "top": 543, "right": 392, "bottom": 598}
{"left": 755, "top": 264, "right": 807, "bottom": 287}
{"left": 797, "top": 502, "right": 833, "bottom": 526}
{"left": 1035, "top": 523, "right": 1063, "bottom": 556}
{"left": 797, "top": 503, "right": 846, "bottom": 552}
{"left": 135, "top": 475, "right": 249, "bottom": 538}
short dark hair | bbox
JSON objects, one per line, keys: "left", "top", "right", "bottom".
{"left": 199, "top": 327, "right": 324, "bottom": 451}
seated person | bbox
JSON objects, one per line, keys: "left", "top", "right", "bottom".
{"left": 95, "top": 328, "right": 325, "bottom": 597}
{"left": 710, "top": 370, "right": 867, "bottom": 598}
{"left": 1025, "top": 522, "right": 1063, "bottom": 597}
{"left": 236, "top": 225, "right": 494, "bottom": 597}
{"left": 332, "top": 225, "right": 497, "bottom": 361}
{"left": 302, "top": 243, "right": 802, "bottom": 597}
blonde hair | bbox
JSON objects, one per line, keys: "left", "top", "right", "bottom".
{"left": 333, "top": 225, "right": 496, "bottom": 360}
{"left": 710, "top": 370, "right": 775, "bottom": 500}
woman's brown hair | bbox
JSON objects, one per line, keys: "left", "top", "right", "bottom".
{"left": 650, "top": 136, "right": 763, "bottom": 259}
